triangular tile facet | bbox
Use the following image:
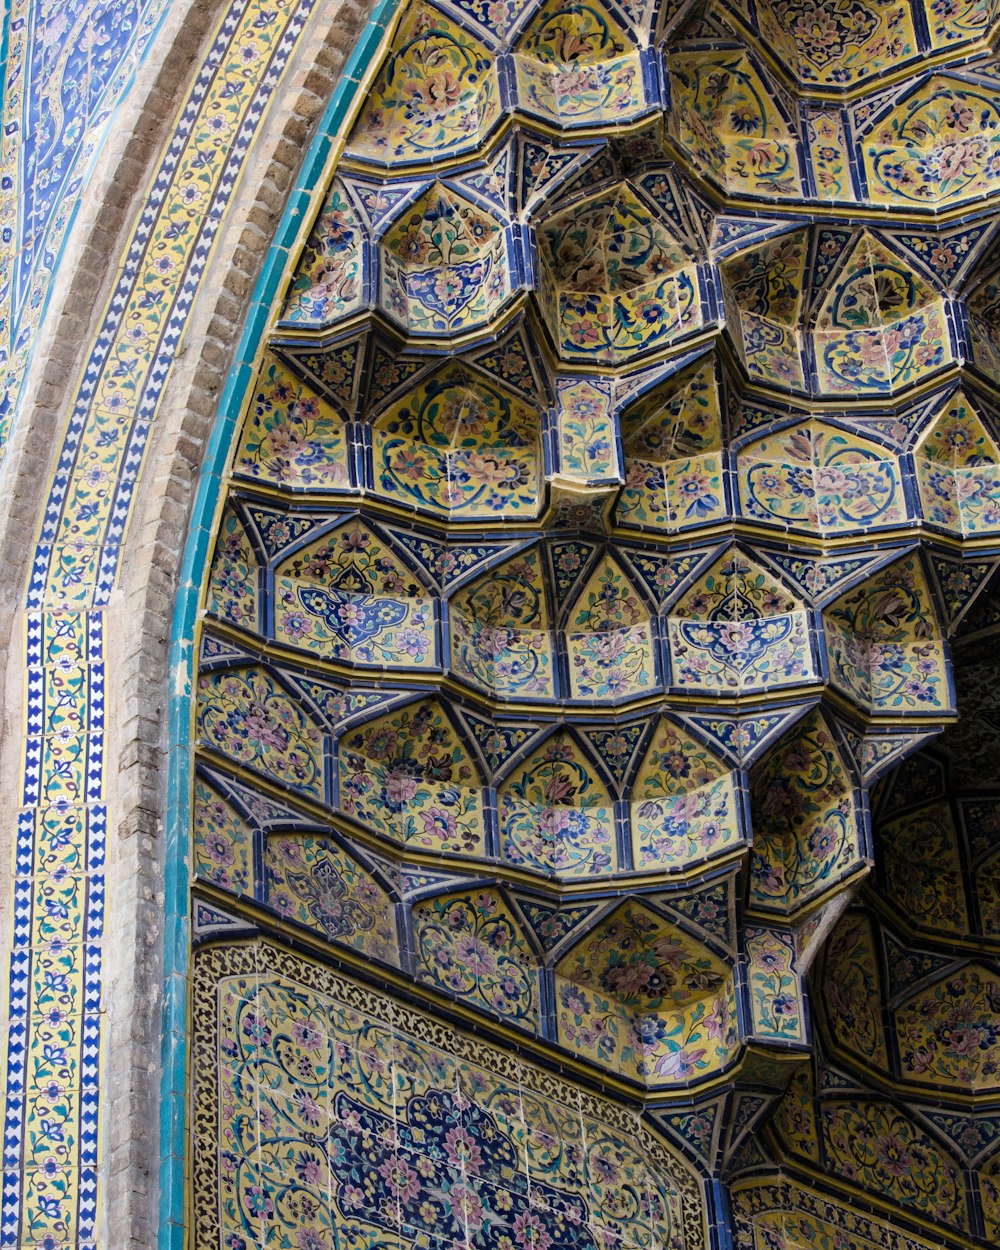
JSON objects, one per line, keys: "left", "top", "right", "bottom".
{"left": 515, "top": 898, "right": 607, "bottom": 955}
{"left": 920, "top": 1111, "right": 1000, "bottom": 1163}
{"left": 201, "top": 768, "right": 318, "bottom": 830}
{"left": 277, "top": 673, "right": 348, "bottom": 730}
{"left": 760, "top": 550, "right": 891, "bottom": 605}
{"left": 458, "top": 710, "right": 548, "bottom": 777}
{"left": 711, "top": 216, "right": 800, "bottom": 257}
{"left": 388, "top": 529, "right": 513, "bottom": 591}
{"left": 341, "top": 689, "right": 415, "bottom": 724}
{"left": 548, "top": 541, "right": 597, "bottom": 611}
{"left": 894, "top": 222, "right": 995, "bottom": 287}
{"left": 726, "top": 1092, "right": 772, "bottom": 1156}
{"left": 275, "top": 339, "right": 365, "bottom": 415}
{"left": 365, "top": 346, "right": 429, "bottom": 413}
{"left": 860, "top": 728, "right": 942, "bottom": 785}
{"left": 401, "top": 868, "right": 484, "bottom": 899}
{"left": 649, "top": 1099, "right": 725, "bottom": 1170}
{"left": 243, "top": 505, "right": 329, "bottom": 560}
{"left": 626, "top": 548, "right": 717, "bottom": 608}
{"left": 578, "top": 723, "right": 648, "bottom": 792}
{"left": 930, "top": 554, "right": 1000, "bottom": 631}
{"left": 452, "top": 145, "right": 512, "bottom": 213}
{"left": 199, "top": 633, "right": 256, "bottom": 669}
{"left": 517, "top": 135, "right": 600, "bottom": 214}
{"left": 679, "top": 707, "right": 812, "bottom": 766}
{"left": 656, "top": 880, "right": 735, "bottom": 949}
{"left": 468, "top": 327, "right": 546, "bottom": 401}
{"left": 347, "top": 179, "right": 418, "bottom": 233}
{"left": 883, "top": 932, "right": 957, "bottom": 1001}
{"left": 193, "top": 901, "right": 255, "bottom": 940}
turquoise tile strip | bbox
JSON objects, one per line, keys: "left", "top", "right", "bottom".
{"left": 158, "top": 2, "right": 403, "bottom": 1244}
{"left": 0, "top": 1, "right": 407, "bottom": 1246}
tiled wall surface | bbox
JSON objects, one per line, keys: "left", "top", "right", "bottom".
{"left": 7, "top": 0, "right": 1000, "bottom": 1248}
{"left": 0, "top": 0, "right": 171, "bottom": 460}
{"left": 186, "top": 2, "right": 1000, "bottom": 1249}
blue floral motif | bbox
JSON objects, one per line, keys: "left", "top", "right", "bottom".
{"left": 675, "top": 615, "right": 797, "bottom": 676}
{"left": 329, "top": 1088, "right": 593, "bottom": 1249}
{"left": 274, "top": 523, "right": 437, "bottom": 667}
{"left": 298, "top": 588, "right": 410, "bottom": 647}
{"left": 668, "top": 553, "right": 816, "bottom": 693}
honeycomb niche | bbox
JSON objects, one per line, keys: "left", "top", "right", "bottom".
{"left": 191, "top": 2, "right": 1000, "bottom": 1249}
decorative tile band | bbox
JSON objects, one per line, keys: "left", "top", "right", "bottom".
{"left": 1, "top": 0, "right": 350, "bottom": 1242}
{"left": 0, "top": 0, "right": 172, "bottom": 462}
{"left": 7, "top": 0, "right": 1000, "bottom": 1247}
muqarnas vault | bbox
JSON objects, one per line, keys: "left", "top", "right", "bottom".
{"left": 190, "top": 2, "right": 1000, "bottom": 1249}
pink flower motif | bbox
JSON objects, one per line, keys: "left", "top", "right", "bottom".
{"left": 335, "top": 1180, "right": 362, "bottom": 1210}
{"left": 874, "top": 1132, "right": 913, "bottom": 1178}
{"left": 205, "top": 832, "right": 235, "bottom": 867}
{"left": 241, "top": 701, "right": 288, "bottom": 751}
{"left": 377, "top": 1155, "right": 420, "bottom": 1203}
{"left": 948, "top": 1026, "right": 984, "bottom": 1058}
{"left": 291, "top": 1020, "right": 322, "bottom": 1053}
{"left": 706, "top": 996, "right": 730, "bottom": 1040}
{"left": 653, "top": 1046, "right": 706, "bottom": 1078}
{"left": 512, "top": 1210, "right": 553, "bottom": 1250}
{"left": 590, "top": 631, "right": 628, "bottom": 663}
{"left": 443, "top": 1125, "right": 484, "bottom": 1174}
{"left": 454, "top": 934, "right": 495, "bottom": 978}
{"left": 449, "top": 1181, "right": 485, "bottom": 1230}
{"left": 421, "top": 807, "right": 457, "bottom": 840}
{"left": 380, "top": 772, "right": 416, "bottom": 809}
